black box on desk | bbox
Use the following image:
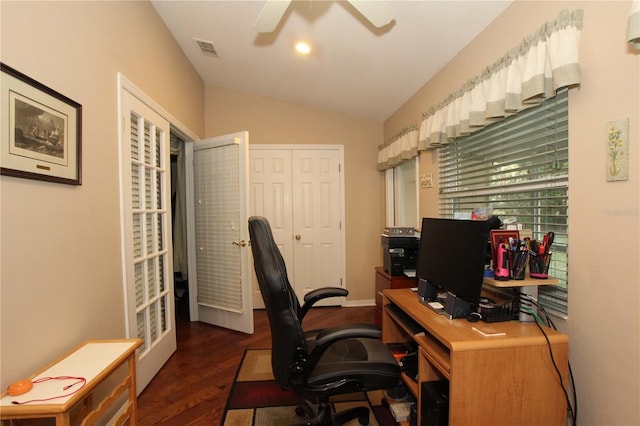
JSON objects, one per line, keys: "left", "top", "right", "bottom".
{"left": 381, "top": 234, "right": 419, "bottom": 275}
{"left": 421, "top": 380, "right": 449, "bottom": 426}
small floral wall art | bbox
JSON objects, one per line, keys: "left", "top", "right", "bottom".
{"left": 606, "top": 118, "right": 629, "bottom": 182}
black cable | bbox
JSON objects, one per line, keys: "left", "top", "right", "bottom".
{"left": 537, "top": 302, "right": 578, "bottom": 426}
{"left": 532, "top": 319, "right": 576, "bottom": 425}
{"left": 520, "top": 294, "right": 577, "bottom": 426}
{"left": 566, "top": 359, "right": 578, "bottom": 425}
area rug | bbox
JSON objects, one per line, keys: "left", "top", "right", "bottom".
{"left": 221, "top": 349, "right": 397, "bottom": 426}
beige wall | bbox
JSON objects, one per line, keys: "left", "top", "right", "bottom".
{"left": 204, "top": 86, "right": 385, "bottom": 301}
{"left": 2, "top": 1, "right": 638, "bottom": 424}
{"left": 386, "top": 1, "right": 640, "bottom": 424}
{"left": 0, "top": 1, "right": 204, "bottom": 389}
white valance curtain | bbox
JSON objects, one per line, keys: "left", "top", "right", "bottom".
{"left": 629, "top": 0, "right": 640, "bottom": 48}
{"left": 418, "top": 9, "right": 583, "bottom": 151}
{"left": 377, "top": 126, "right": 419, "bottom": 171}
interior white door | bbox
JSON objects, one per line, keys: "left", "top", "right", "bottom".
{"left": 248, "top": 148, "right": 293, "bottom": 308}
{"left": 187, "top": 132, "right": 253, "bottom": 334}
{"left": 249, "top": 146, "right": 345, "bottom": 307}
{"left": 119, "top": 89, "right": 176, "bottom": 394}
{"left": 291, "top": 148, "right": 344, "bottom": 304}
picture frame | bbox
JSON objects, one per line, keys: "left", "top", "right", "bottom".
{"left": 606, "top": 117, "right": 629, "bottom": 182}
{"left": 1, "top": 63, "right": 82, "bottom": 185}
{"left": 489, "top": 229, "right": 520, "bottom": 266}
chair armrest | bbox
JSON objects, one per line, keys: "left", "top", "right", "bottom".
{"left": 298, "top": 287, "right": 349, "bottom": 321}
{"left": 314, "top": 323, "right": 381, "bottom": 348}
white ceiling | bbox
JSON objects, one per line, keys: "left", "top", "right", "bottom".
{"left": 151, "top": 1, "right": 512, "bottom": 122}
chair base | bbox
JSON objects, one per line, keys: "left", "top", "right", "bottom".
{"left": 294, "top": 399, "right": 370, "bottom": 426}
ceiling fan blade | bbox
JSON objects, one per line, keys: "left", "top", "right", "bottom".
{"left": 253, "top": 0, "right": 292, "bottom": 33}
{"left": 347, "top": 0, "right": 394, "bottom": 28}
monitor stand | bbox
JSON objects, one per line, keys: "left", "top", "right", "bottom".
{"left": 418, "top": 278, "right": 438, "bottom": 301}
{"left": 443, "top": 292, "right": 472, "bottom": 319}
{"left": 420, "top": 298, "right": 446, "bottom": 315}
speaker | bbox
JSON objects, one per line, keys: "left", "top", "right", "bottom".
{"left": 420, "top": 380, "right": 449, "bottom": 426}
{"left": 417, "top": 278, "right": 438, "bottom": 301}
{"left": 443, "top": 292, "right": 471, "bottom": 319}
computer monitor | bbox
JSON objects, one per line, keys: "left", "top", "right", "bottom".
{"left": 416, "top": 217, "right": 489, "bottom": 318}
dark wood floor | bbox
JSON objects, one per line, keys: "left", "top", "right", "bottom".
{"left": 136, "top": 306, "right": 377, "bottom": 425}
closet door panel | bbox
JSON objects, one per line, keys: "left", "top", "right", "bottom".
{"left": 249, "top": 149, "right": 293, "bottom": 307}
{"left": 249, "top": 146, "right": 345, "bottom": 307}
{"left": 291, "top": 149, "right": 343, "bottom": 300}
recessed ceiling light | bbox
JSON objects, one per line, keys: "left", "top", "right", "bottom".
{"left": 295, "top": 41, "right": 311, "bottom": 55}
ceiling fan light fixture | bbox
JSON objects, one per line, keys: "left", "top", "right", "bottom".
{"left": 254, "top": 0, "right": 394, "bottom": 33}
{"left": 295, "top": 41, "right": 311, "bottom": 55}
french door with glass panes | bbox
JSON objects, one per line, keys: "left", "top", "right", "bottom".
{"left": 119, "top": 88, "right": 176, "bottom": 394}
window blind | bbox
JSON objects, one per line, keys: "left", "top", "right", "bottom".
{"left": 129, "top": 111, "right": 171, "bottom": 351}
{"left": 438, "top": 89, "right": 569, "bottom": 316}
{"left": 193, "top": 143, "right": 243, "bottom": 312}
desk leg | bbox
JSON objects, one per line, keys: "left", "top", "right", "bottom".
{"left": 518, "top": 285, "right": 538, "bottom": 322}
{"left": 128, "top": 355, "right": 138, "bottom": 425}
{"left": 55, "top": 412, "right": 71, "bottom": 426}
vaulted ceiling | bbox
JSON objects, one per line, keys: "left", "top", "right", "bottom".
{"left": 152, "top": 1, "right": 512, "bottom": 121}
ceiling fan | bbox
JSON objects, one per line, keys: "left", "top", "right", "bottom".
{"left": 253, "top": 0, "right": 395, "bottom": 33}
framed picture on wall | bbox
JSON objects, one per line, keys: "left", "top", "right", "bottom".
{"left": 1, "top": 63, "right": 82, "bottom": 185}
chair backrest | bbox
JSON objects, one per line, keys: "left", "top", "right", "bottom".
{"left": 248, "top": 216, "right": 307, "bottom": 389}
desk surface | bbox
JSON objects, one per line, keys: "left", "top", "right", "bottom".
{"left": 1, "top": 339, "right": 141, "bottom": 412}
{"left": 384, "top": 288, "right": 567, "bottom": 351}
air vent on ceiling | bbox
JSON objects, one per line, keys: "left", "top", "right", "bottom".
{"left": 193, "top": 38, "right": 219, "bottom": 57}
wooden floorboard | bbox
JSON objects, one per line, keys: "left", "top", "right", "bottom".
{"left": 136, "top": 306, "right": 377, "bottom": 425}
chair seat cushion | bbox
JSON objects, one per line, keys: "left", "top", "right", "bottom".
{"left": 307, "top": 338, "right": 400, "bottom": 393}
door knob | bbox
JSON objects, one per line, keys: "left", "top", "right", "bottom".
{"left": 295, "top": 234, "right": 301, "bottom": 240}
{"left": 232, "top": 240, "right": 247, "bottom": 247}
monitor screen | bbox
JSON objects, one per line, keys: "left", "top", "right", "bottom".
{"left": 416, "top": 217, "right": 489, "bottom": 308}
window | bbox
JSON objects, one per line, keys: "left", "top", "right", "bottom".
{"left": 438, "top": 89, "right": 568, "bottom": 316}
{"left": 385, "top": 156, "right": 419, "bottom": 229}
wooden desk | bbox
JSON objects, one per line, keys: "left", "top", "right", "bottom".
{"left": 382, "top": 289, "right": 568, "bottom": 425}
{"left": 1, "top": 339, "right": 142, "bottom": 426}
{"left": 375, "top": 267, "right": 416, "bottom": 326}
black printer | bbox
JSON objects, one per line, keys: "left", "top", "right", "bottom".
{"left": 381, "top": 227, "right": 419, "bottom": 276}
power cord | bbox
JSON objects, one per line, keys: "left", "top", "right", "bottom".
{"left": 10, "top": 376, "right": 87, "bottom": 405}
{"left": 520, "top": 294, "right": 577, "bottom": 426}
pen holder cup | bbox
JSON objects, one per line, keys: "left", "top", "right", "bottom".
{"left": 529, "top": 253, "right": 552, "bottom": 279}
{"left": 509, "top": 251, "right": 528, "bottom": 280}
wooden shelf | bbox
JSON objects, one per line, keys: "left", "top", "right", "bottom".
{"left": 484, "top": 274, "right": 558, "bottom": 288}
{"left": 401, "top": 372, "right": 419, "bottom": 397}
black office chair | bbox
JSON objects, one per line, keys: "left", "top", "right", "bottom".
{"left": 248, "top": 216, "right": 401, "bottom": 425}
